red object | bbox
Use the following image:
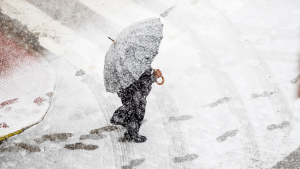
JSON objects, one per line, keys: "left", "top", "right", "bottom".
{"left": 34, "top": 97, "right": 45, "bottom": 106}
{"left": 3, "top": 122, "right": 9, "bottom": 128}
{"left": 0, "top": 98, "right": 18, "bottom": 108}
{"left": 153, "top": 69, "right": 164, "bottom": 85}
{"left": 156, "top": 76, "right": 165, "bottom": 85}
{"left": 0, "top": 33, "right": 37, "bottom": 78}
{"left": 0, "top": 122, "right": 9, "bottom": 128}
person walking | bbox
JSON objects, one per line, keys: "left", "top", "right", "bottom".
{"left": 110, "top": 68, "right": 163, "bottom": 143}
{"left": 104, "top": 18, "right": 164, "bottom": 143}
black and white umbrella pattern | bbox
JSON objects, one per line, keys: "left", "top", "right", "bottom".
{"left": 104, "top": 18, "right": 163, "bottom": 93}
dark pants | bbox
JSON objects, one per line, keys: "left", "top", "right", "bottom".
{"left": 111, "top": 90, "right": 146, "bottom": 137}
{"left": 110, "top": 68, "right": 155, "bottom": 137}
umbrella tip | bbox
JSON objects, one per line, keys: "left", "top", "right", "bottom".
{"left": 108, "top": 37, "right": 116, "bottom": 43}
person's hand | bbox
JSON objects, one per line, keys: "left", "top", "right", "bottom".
{"left": 153, "top": 69, "right": 162, "bottom": 79}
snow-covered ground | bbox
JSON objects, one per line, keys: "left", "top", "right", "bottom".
{"left": 0, "top": 32, "right": 56, "bottom": 138}
{"left": 0, "top": 0, "right": 300, "bottom": 168}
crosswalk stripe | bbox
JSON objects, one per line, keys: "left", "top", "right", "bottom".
{"left": 0, "top": 0, "right": 106, "bottom": 82}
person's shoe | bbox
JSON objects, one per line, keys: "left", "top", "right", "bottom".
{"left": 132, "top": 135, "right": 147, "bottom": 143}
{"left": 123, "top": 132, "right": 147, "bottom": 143}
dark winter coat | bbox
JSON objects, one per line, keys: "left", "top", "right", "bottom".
{"left": 117, "top": 68, "right": 156, "bottom": 103}
{"left": 111, "top": 68, "right": 156, "bottom": 131}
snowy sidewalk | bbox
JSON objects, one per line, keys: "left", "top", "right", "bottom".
{"left": 0, "top": 53, "right": 175, "bottom": 169}
{"left": 0, "top": 32, "right": 56, "bottom": 140}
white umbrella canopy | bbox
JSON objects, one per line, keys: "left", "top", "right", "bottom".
{"left": 104, "top": 18, "right": 163, "bottom": 93}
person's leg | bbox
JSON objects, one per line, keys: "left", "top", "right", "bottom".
{"left": 124, "top": 94, "right": 147, "bottom": 142}
{"left": 110, "top": 106, "right": 127, "bottom": 127}
{"left": 110, "top": 88, "right": 135, "bottom": 127}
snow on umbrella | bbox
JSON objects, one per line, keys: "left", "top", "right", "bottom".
{"left": 104, "top": 18, "right": 163, "bottom": 93}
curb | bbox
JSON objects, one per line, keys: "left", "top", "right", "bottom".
{"left": 0, "top": 98, "right": 53, "bottom": 143}
{"left": 0, "top": 85, "right": 55, "bottom": 144}
{"left": 0, "top": 130, "right": 23, "bottom": 142}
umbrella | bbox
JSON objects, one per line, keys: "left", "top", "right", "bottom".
{"left": 104, "top": 18, "right": 163, "bottom": 93}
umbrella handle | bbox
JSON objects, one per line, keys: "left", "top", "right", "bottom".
{"left": 151, "top": 67, "right": 164, "bottom": 85}
{"left": 156, "top": 76, "right": 164, "bottom": 85}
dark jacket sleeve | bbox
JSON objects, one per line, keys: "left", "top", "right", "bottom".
{"left": 136, "top": 68, "right": 156, "bottom": 97}
{"left": 150, "top": 73, "right": 156, "bottom": 84}
{"left": 118, "top": 68, "right": 156, "bottom": 99}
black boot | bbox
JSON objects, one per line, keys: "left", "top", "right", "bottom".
{"left": 133, "top": 134, "right": 147, "bottom": 143}
{"left": 124, "top": 122, "right": 147, "bottom": 143}
{"left": 124, "top": 132, "right": 147, "bottom": 143}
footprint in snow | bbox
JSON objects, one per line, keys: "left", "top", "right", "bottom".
{"left": 14, "top": 143, "right": 41, "bottom": 153}
{"left": 251, "top": 91, "right": 276, "bottom": 99}
{"left": 172, "top": 154, "right": 199, "bottom": 163}
{"left": 267, "top": 121, "right": 290, "bottom": 131}
{"left": 291, "top": 74, "right": 300, "bottom": 84}
{"left": 79, "top": 134, "right": 106, "bottom": 140}
{"left": 34, "top": 133, "right": 73, "bottom": 144}
{"left": 169, "top": 115, "right": 193, "bottom": 122}
{"left": 64, "top": 142, "right": 98, "bottom": 150}
{"left": 121, "top": 158, "right": 145, "bottom": 169}
{"left": 208, "top": 97, "right": 231, "bottom": 108}
{"left": 90, "top": 126, "right": 119, "bottom": 134}
{"left": 75, "top": 69, "right": 85, "bottom": 76}
{"left": 160, "top": 6, "right": 176, "bottom": 18}
{"left": 217, "top": 129, "right": 239, "bottom": 142}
